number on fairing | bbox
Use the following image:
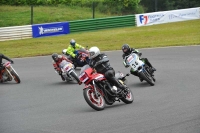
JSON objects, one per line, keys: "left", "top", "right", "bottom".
{"left": 127, "top": 55, "right": 137, "bottom": 68}
{"left": 64, "top": 64, "right": 72, "bottom": 72}
{"left": 127, "top": 55, "right": 134, "bottom": 63}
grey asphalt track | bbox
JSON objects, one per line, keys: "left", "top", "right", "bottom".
{"left": 0, "top": 46, "right": 200, "bottom": 133}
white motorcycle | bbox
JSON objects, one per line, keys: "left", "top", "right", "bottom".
{"left": 57, "top": 60, "right": 80, "bottom": 83}
{"left": 123, "top": 53, "right": 155, "bottom": 86}
{"left": 0, "top": 61, "right": 20, "bottom": 83}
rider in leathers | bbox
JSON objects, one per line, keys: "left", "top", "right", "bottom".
{"left": 122, "top": 44, "right": 156, "bottom": 81}
{"left": 88, "top": 46, "right": 126, "bottom": 92}
{"left": 63, "top": 39, "right": 84, "bottom": 60}
{"left": 52, "top": 53, "right": 82, "bottom": 84}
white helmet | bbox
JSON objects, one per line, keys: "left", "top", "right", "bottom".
{"left": 88, "top": 46, "right": 100, "bottom": 59}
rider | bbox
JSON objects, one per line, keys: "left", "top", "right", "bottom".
{"left": 52, "top": 53, "right": 82, "bottom": 85}
{"left": 88, "top": 46, "right": 127, "bottom": 92}
{"left": 121, "top": 44, "right": 156, "bottom": 81}
{"left": 0, "top": 53, "right": 14, "bottom": 82}
{"left": 63, "top": 39, "right": 85, "bottom": 62}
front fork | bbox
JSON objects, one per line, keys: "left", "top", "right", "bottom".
{"left": 3, "top": 67, "right": 13, "bottom": 81}
{"left": 92, "top": 80, "right": 101, "bottom": 98}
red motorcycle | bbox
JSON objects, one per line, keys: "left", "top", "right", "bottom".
{"left": 0, "top": 61, "right": 20, "bottom": 83}
{"left": 79, "top": 65, "right": 134, "bottom": 111}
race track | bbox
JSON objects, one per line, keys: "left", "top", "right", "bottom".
{"left": 0, "top": 46, "right": 200, "bottom": 133}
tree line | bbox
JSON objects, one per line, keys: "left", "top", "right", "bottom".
{"left": 0, "top": 0, "right": 200, "bottom": 14}
{"left": 140, "top": 0, "right": 200, "bottom": 13}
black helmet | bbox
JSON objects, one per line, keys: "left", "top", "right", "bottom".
{"left": 52, "top": 53, "right": 59, "bottom": 62}
{"left": 70, "top": 39, "right": 76, "bottom": 47}
{"left": 122, "top": 44, "right": 130, "bottom": 54}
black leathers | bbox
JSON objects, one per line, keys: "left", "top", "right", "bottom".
{"left": 89, "top": 53, "right": 126, "bottom": 90}
{"left": 0, "top": 54, "right": 12, "bottom": 65}
{"left": 0, "top": 54, "right": 13, "bottom": 71}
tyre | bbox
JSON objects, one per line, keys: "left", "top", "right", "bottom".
{"left": 139, "top": 71, "right": 154, "bottom": 86}
{"left": 70, "top": 71, "right": 80, "bottom": 83}
{"left": 121, "top": 88, "right": 134, "bottom": 104}
{"left": 83, "top": 88, "right": 105, "bottom": 111}
{"left": 11, "top": 71, "right": 20, "bottom": 83}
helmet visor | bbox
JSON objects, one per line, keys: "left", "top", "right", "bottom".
{"left": 54, "top": 57, "right": 58, "bottom": 62}
{"left": 89, "top": 52, "right": 95, "bottom": 59}
{"left": 123, "top": 48, "right": 128, "bottom": 53}
{"left": 71, "top": 42, "right": 75, "bottom": 46}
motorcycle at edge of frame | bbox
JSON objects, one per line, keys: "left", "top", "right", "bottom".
{"left": 79, "top": 65, "right": 134, "bottom": 111}
{"left": 0, "top": 61, "right": 20, "bottom": 83}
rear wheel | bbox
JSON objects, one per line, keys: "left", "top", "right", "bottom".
{"left": 83, "top": 88, "right": 105, "bottom": 111}
{"left": 121, "top": 88, "right": 134, "bottom": 104}
{"left": 11, "top": 71, "right": 20, "bottom": 83}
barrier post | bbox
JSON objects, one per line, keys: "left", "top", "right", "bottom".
{"left": 92, "top": 2, "right": 95, "bottom": 19}
{"left": 31, "top": 5, "right": 33, "bottom": 25}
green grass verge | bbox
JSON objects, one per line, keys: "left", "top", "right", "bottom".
{"left": 0, "top": 19, "right": 200, "bottom": 58}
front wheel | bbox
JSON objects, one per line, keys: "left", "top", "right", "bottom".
{"left": 11, "top": 71, "right": 20, "bottom": 83}
{"left": 120, "top": 88, "right": 134, "bottom": 104}
{"left": 70, "top": 70, "right": 80, "bottom": 84}
{"left": 83, "top": 88, "right": 105, "bottom": 111}
{"left": 139, "top": 71, "right": 155, "bottom": 86}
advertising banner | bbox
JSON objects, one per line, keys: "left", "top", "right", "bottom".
{"left": 32, "top": 22, "right": 70, "bottom": 38}
{"left": 136, "top": 8, "right": 200, "bottom": 27}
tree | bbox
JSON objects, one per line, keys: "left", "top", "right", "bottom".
{"left": 139, "top": 0, "right": 200, "bottom": 13}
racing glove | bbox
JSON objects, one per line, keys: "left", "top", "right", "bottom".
{"left": 10, "top": 60, "right": 14, "bottom": 64}
{"left": 74, "top": 54, "right": 78, "bottom": 59}
{"left": 125, "top": 65, "right": 129, "bottom": 68}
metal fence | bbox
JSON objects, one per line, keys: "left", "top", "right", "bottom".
{"left": 0, "top": 25, "right": 32, "bottom": 41}
{"left": 69, "top": 15, "right": 135, "bottom": 33}
{"left": 0, "top": 14, "right": 136, "bottom": 41}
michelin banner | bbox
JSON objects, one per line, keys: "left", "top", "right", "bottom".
{"left": 136, "top": 7, "right": 200, "bottom": 27}
{"left": 32, "top": 22, "right": 70, "bottom": 38}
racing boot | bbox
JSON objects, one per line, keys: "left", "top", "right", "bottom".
{"left": 78, "top": 81, "right": 82, "bottom": 85}
{"left": 109, "top": 79, "right": 127, "bottom": 93}
{"left": 151, "top": 67, "right": 156, "bottom": 72}
{"left": 61, "top": 75, "right": 65, "bottom": 81}
{"left": 118, "top": 80, "right": 128, "bottom": 92}
{"left": 150, "top": 67, "right": 156, "bottom": 76}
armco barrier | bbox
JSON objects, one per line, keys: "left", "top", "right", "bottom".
{"left": 69, "top": 15, "right": 136, "bottom": 33}
{"left": 0, "top": 25, "right": 32, "bottom": 41}
{"left": 0, "top": 15, "right": 136, "bottom": 41}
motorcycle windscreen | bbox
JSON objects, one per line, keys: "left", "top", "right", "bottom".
{"left": 59, "top": 60, "right": 70, "bottom": 68}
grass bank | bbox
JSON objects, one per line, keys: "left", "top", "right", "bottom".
{"left": 0, "top": 19, "right": 200, "bottom": 58}
{"left": 0, "top": 5, "right": 113, "bottom": 27}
